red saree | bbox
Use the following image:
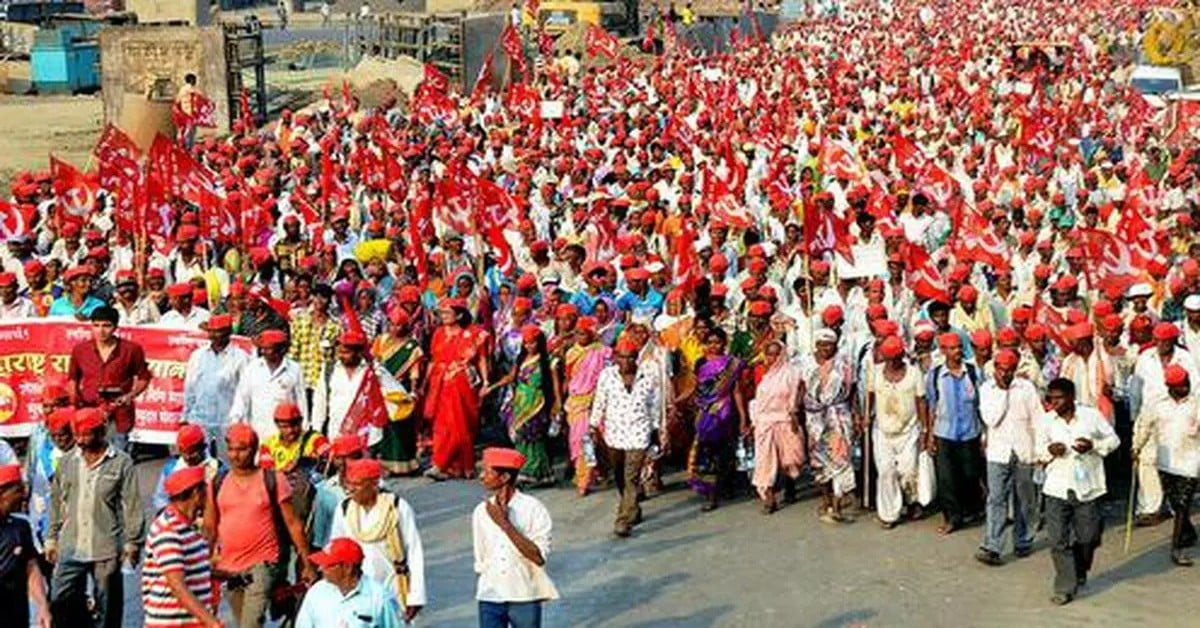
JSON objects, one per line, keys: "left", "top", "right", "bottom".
{"left": 424, "top": 325, "right": 486, "bottom": 476}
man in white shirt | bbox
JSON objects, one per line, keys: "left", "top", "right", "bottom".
{"left": 1131, "top": 365, "right": 1200, "bottom": 566}
{"left": 228, "top": 329, "right": 307, "bottom": 440}
{"left": 158, "top": 282, "right": 210, "bottom": 330}
{"left": 312, "top": 331, "right": 382, "bottom": 445}
{"left": 183, "top": 314, "right": 248, "bottom": 455}
{"left": 1036, "top": 378, "right": 1120, "bottom": 605}
{"left": 111, "top": 271, "right": 160, "bottom": 325}
{"left": 473, "top": 447, "right": 558, "bottom": 628}
{"left": 589, "top": 337, "right": 663, "bottom": 537}
{"left": 976, "top": 349, "right": 1041, "bottom": 566}
{"left": 329, "top": 459, "right": 424, "bottom": 623}
{"left": 0, "top": 271, "right": 35, "bottom": 319}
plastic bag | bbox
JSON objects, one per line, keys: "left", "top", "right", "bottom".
{"left": 917, "top": 450, "right": 937, "bottom": 506}
{"left": 736, "top": 436, "right": 756, "bottom": 472}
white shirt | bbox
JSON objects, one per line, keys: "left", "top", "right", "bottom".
{"left": 314, "top": 362, "right": 366, "bottom": 439}
{"left": 158, "top": 306, "right": 210, "bottom": 331}
{"left": 183, "top": 343, "right": 250, "bottom": 430}
{"left": 1134, "top": 395, "right": 1200, "bottom": 479}
{"left": 980, "top": 377, "right": 1041, "bottom": 464}
{"left": 1134, "top": 348, "right": 1199, "bottom": 415}
{"left": 1035, "top": 405, "right": 1120, "bottom": 502}
{"left": 589, "top": 364, "right": 663, "bottom": 450}
{"left": 329, "top": 492, "right": 426, "bottom": 608}
{"left": 472, "top": 492, "right": 558, "bottom": 603}
{"left": 0, "top": 296, "right": 35, "bottom": 319}
{"left": 228, "top": 356, "right": 307, "bottom": 440}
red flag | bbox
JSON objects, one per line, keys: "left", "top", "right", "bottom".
{"left": 585, "top": 24, "right": 620, "bottom": 59}
{"left": 703, "top": 171, "right": 753, "bottom": 230}
{"left": 485, "top": 225, "right": 515, "bottom": 277}
{"left": 500, "top": 24, "right": 527, "bottom": 77}
{"left": 918, "top": 162, "right": 956, "bottom": 208}
{"left": 642, "top": 18, "right": 656, "bottom": 53}
{"left": 673, "top": 219, "right": 700, "bottom": 292}
{"left": 408, "top": 193, "right": 432, "bottom": 288}
{"left": 436, "top": 162, "right": 480, "bottom": 235}
{"left": 721, "top": 137, "right": 747, "bottom": 194}
{"left": 1019, "top": 114, "right": 1056, "bottom": 157}
{"left": 49, "top": 156, "right": 97, "bottom": 218}
{"left": 94, "top": 125, "right": 142, "bottom": 233}
{"left": 803, "top": 201, "right": 855, "bottom": 264}
{"left": 905, "top": 244, "right": 948, "bottom": 302}
{"left": 239, "top": 88, "right": 255, "bottom": 130}
{"left": 422, "top": 63, "right": 450, "bottom": 93}
{"left": 818, "top": 139, "right": 865, "bottom": 181}
{"left": 343, "top": 366, "right": 389, "bottom": 434}
{"left": 891, "top": 135, "right": 930, "bottom": 176}
{"left": 191, "top": 92, "right": 217, "bottom": 128}
{"left": 472, "top": 51, "right": 495, "bottom": 102}
{"left": 507, "top": 82, "right": 542, "bottom": 132}
{"left": 0, "top": 199, "right": 36, "bottom": 239}
{"left": 1115, "top": 204, "right": 1163, "bottom": 268}
{"left": 1077, "top": 227, "right": 1139, "bottom": 296}
{"left": 1169, "top": 99, "right": 1200, "bottom": 145}
{"left": 538, "top": 30, "right": 555, "bottom": 58}
{"left": 412, "top": 85, "right": 459, "bottom": 126}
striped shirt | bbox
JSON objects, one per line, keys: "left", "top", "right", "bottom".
{"left": 141, "top": 507, "right": 213, "bottom": 627}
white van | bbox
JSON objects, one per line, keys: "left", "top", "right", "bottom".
{"left": 1130, "top": 64, "right": 1184, "bottom": 107}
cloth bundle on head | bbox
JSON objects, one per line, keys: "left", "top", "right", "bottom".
{"left": 482, "top": 447, "right": 526, "bottom": 470}
{"left": 814, "top": 328, "right": 838, "bottom": 344}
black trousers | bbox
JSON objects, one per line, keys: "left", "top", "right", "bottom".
{"left": 1044, "top": 492, "right": 1102, "bottom": 596}
{"left": 1160, "top": 471, "right": 1198, "bottom": 550}
{"left": 936, "top": 437, "right": 984, "bottom": 526}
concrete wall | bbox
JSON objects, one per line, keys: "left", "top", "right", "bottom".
{"left": 99, "top": 25, "right": 229, "bottom": 137}
{"left": 125, "top": 0, "right": 210, "bottom": 25}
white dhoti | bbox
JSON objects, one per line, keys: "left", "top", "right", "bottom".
{"left": 1136, "top": 452, "right": 1164, "bottom": 515}
{"left": 873, "top": 423, "right": 920, "bottom": 524}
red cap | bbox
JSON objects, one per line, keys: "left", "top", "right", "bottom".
{"left": 748, "top": 300, "right": 773, "bottom": 317}
{"left": 273, "top": 402, "right": 303, "bottom": 422}
{"left": 970, "top": 329, "right": 993, "bottom": 348}
{"left": 46, "top": 407, "right": 74, "bottom": 432}
{"left": 872, "top": 319, "right": 899, "bottom": 337}
{"left": 1165, "top": 364, "right": 1190, "bottom": 387}
{"left": 957, "top": 284, "right": 978, "bottom": 303}
{"left": 821, "top": 305, "right": 844, "bottom": 326}
{"left": 167, "top": 282, "right": 193, "bottom": 298}
{"left": 310, "top": 538, "right": 365, "bottom": 567}
{"left": 339, "top": 331, "right": 368, "bottom": 347}
{"left": 256, "top": 329, "right": 289, "bottom": 347}
{"left": 1054, "top": 275, "right": 1078, "bottom": 291}
{"left": 625, "top": 268, "right": 650, "bottom": 281}
{"left": 72, "top": 408, "right": 105, "bottom": 434}
{"left": 482, "top": 447, "right": 527, "bottom": 470}
{"left": 1153, "top": 322, "right": 1181, "bottom": 341}
{"left": 0, "top": 464, "right": 22, "bottom": 487}
{"left": 330, "top": 434, "right": 364, "bottom": 457}
{"left": 872, "top": 332, "right": 901, "bottom": 356}
{"left": 1024, "top": 324, "right": 1048, "bottom": 342}
{"left": 204, "top": 314, "right": 233, "bottom": 331}
{"left": 163, "top": 466, "right": 206, "bottom": 498}
{"left": 1012, "top": 306, "right": 1033, "bottom": 323}
{"left": 175, "top": 424, "right": 206, "bottom": 452}
{"left": 996, "top": 327, "right": 1020, "bottom": 345}
{"left": 994, "top": 348, "right": 1019, "bottom": 369}
{"left": 177, "top": 225, "right": 200, "bottom": 241}
{"left": 708, "top": 253, "right": 729, "bottom": 272}
{"left": 23, "top": 259, "right": 44, "bottom": 276}
{"left": 1101, "top": 313, "right": 1124, "bottom": 332}
{"left": 555, "top": 303, "right": 578, "bottom": 319}
{"left": 866, "top": 303, "right": 888, "bottom": 320}
{"left": 938, "top": 332, "right": 962, "bottom": 348}
{"left": 615, "top": 337, "right": 640, "bottom": 355}
{"left": 1131, "top": 315, "right": 1154, "bottom": 333}
{"left": 226, "top": 423, "right": 257, "bottom": 447}
{"left": 1063, "top": 322, "right": 1094, "bottom": 342}
{"left": 0, "top": 272, "right": 16, "bottom": 287}
{"left": 344, "top": 458, "right": 383, "bottom": 483}
{"left": 576, "top": 316, "right": 597, "bottom": 334}
{"left": 397, "top": 285, "right": 421, "bottom": 304}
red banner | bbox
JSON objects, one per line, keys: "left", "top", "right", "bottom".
{"left": 0, "top": 320, "right": 251, "bottom": 443}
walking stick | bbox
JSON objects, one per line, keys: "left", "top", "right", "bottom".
{"left": 1123, "top": 458, "right": 1138, "bottom": 554}
{"left": 862, "top": 361, "right": 872, "bottom": 510}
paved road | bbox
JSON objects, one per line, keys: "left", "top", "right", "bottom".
{"left": 115, "top": 459, "right": 1200, "bottom": 627}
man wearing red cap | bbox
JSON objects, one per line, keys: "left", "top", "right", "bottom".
{"left": 975, "top": 349, "right": 1042, "bottom": 566}
{"left": 296, "top": 538, "right": 403, "bottom": 627}
{"left": 229, "top": 328, "right": 306, "bottom": 441}
{"left": 67, "top": 305, "right": 152, "bottom": 452}
{"left": 951, "top": 284, "right": 994, "bottom": 335}
{"left": 474, "top": 448, "right": 558, "bottom": 627}
{"left": 288, "top": 284, "right": 343, "bottom": 409}
{"left": 167, "top": 225, "right": 209, "bottom": 287}
{"left": 309, "top": 434, "right": 365, "bottom": 549}
{"left": 183, "top": 313, "right": 249, "bottom": 454}
{"left": 0, "top": 464, "right": 52, "bottom": 628}
{"left": 207, "top": 423, "right": 314, "bottom": 627}
{"left": 48, "top": 266, "right": 104, "bottom": 318}
{"left": 1036, "top": 378, "right": 1120, "bottom": 606}
{"left": 1131, "top": 322, "right": 1198, "bottom": 525}
{"left": 160, "top": 281, "right": 211, "bottom": 330}
{"left": 1058, "top": 323, "right": 1114, "bottom": 423}
{"left": 313, "top": 330, "right": 384, "bottom": 442}
{"left": 330, "top": 458, "right": 426, "bottom": 621}
{"left": 151, "top": 424, "right": 222, "bottom": 512}
{"left": 0, "top": 271, "right": 34, "bottom": 319}
{"left": 142, "top": 466, "right": 220, "bottom": 628}
{"left": 616, "top": 267, "right": 665, "bottom": 325}
{"left": 590, "top": 336, "right": 664, "bottom": 537}
{"left": 47, "top": 407, "right": 145, "bottom": 627}
{"left": 1132, "top": 364, "right": 1200, "bottom": 566}
{"left": 869, "top": 334, "right": 928, "bottom": 528}
{"left": 925, "top": 330, "right": 984, "bottom": 534}
{"left": 27, "top": 398, "right": 74, "bottom": 551}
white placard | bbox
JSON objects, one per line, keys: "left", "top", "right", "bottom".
{"left": 835, "top": 244, "right": 887, "bottom": 279}
{"left": 540, "top": 100, "right": 564, "bottom": 119}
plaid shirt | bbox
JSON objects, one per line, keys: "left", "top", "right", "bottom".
{"left": 289, "top": 311, "right": 341, "bottom": 388}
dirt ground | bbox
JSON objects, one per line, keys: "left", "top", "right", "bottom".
{"left": 0, "top": 93, "right": 104, "bottom": 184}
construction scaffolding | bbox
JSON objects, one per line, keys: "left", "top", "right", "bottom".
{"left": 221, "top": 20, "right": 267, "bottom": 127}
{"left": 351, "top": 11, "right": 504, "bottom": 90}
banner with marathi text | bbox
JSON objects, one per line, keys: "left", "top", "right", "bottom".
{"left": 0, "top": 320, "right": 252, "bottom": 444}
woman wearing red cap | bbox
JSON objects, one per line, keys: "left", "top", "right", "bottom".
{"left": 484, "top": 326, "right": 561, "bottom": 487}
{"left": 424, "top": 298, "right": 490, "bottom": 480}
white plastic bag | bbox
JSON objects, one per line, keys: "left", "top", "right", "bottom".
{"left": 917, "top": 451, "right": 937, "bottom": 506}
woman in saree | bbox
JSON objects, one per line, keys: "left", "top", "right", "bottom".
{"left": 687, "top": 327, "right": 748, "bottom": 512}
{"left": 562, "top": 316, "right": 611, "bottom": 495}
{"left": 484, "top": 325, "right": 561, "bottom": 487}
{"left": 423, "top": 297, "right": 489, "bottom": 480}
{"left": 801, "top": 329, "right": 859, "bottom": 523}
{"left": 749, "top": 340, "right": 806, "bottom": 514}
{"left": 371, "top": 307, "right": 423, "bottom": 475}
{"left": 593, "top": 298, "right": 624, "bottom": 347}
{"left": 452, "top": 270, "right": 492, "bottom": 329}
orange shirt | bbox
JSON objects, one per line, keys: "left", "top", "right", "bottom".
{"left": 213, "top": 470, "right": 292, "bottom": 572}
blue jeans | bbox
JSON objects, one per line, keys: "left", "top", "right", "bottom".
{"left": 50, "top": 557, "right": 123, "bottom": 628}
{"left": 980, "top": 456, "right": 1037, "bottom": 555}
{"left": 479, "top": 600, "right": 543, "bottom": 628}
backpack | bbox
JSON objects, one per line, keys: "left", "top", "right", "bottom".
{"left": 213, "top": 468, "right": 291, "bottom": 561}
{"left": 928, "top": 362, "right": 981, "bottom": 422}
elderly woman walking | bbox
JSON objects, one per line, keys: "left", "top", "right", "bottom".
{"left": 749, "top": 340, "right": 806, "bottom": 514}
{"left": 801, "top": 329, "right": 859, "bottom": 523}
